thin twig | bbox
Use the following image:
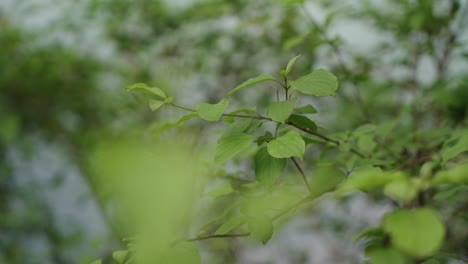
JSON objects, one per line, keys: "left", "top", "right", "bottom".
{"left": 291, "top": 157, "right": 312, "bottom": 193}
{"left": 186, "top": 232, "right": 250, "bottom": 242}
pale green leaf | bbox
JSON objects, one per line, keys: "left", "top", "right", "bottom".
{"left": 336, "top": 168, "right": 407, "bottom": 195}
{"left": 442, "top": 134, "right": 468, "bottom": 163}
{"left": 309, "top": 166, "right": 345, "bottom": 198}
{"left": 248, "top": 215, "right": 273, "bottom": 244}
{"left": 267, "top": 98, "right": 296, "bottom": 123}
{"left": 160, "top": 242, "right": 201, "bottom": 264}
{"left": 284, "top": 55, "right": 301, "bottom": 76}
{"left": 215, "top": 215, "right": 246, "bottom": 234}
{"left": 127, "top": 83, "right": 167, "bottom": 99}
{"left": 267, "top": 130, "right": 305, "bottom": 159}
{"left": 197, "top": 99, "right": 229, "bottom": 121}
{"left": 112, "top": 250, "right": 129, "bottom": 264}
{"left": 290, "top": 69, "right": 338, "bottom": 96}
{"left": 207, "top": 182, "right": 234, "bottom": 198}
{"left": 383, "top": 208, "right": 445, "bottom": 258}
{"left": 384, "top": 179, "right": 418, "bottom": 202}
{"left": 433, "top": 163, "right": 468, "bottom": 184}
{"left": 215, "top": 133, "right": 255, "bottom": 163}
{"left": 358, "top": 134, "right": 376, "bottom": 154}
{"left": 149, "top": 99, "right": 165, "bottom": 111}
{"left": 294, "top": 104, "right": 318, "bottom": 114}
{"left": 90, "top": 260, "right": 102, "bottom": 264}
{"left": 227, "top": 74, "right": 275, "bottom": 97}
{"left": 367, "top": 247, "right": 407, "bottom": 264}
{"left": 255, "top": 147, "right": 287, "bottom": 185}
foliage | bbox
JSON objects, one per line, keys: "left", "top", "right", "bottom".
{"left": 97, "top": 1, "right": 468, "bottom": 263}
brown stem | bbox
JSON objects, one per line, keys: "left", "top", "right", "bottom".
{"left": 186, "top": 232, "right": 250, "bottom": 242}
{"left": 291, "top": 157, "right": 312, "bottom": 193}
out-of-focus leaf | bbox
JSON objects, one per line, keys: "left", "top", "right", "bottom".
{"left": 383, "top": 208, "right": 445, "bottom": 258}
{"left": 248, "top": 215, "right": 273, "bottom": 244}
{"left": 160, "top": 242, "right": 201, "bottom": 264}
{"left": 215, "top": 215, "right": 246, "bottom": 234}
{"left": 112, "top": 250, "right": 129, "bottom": 264}
{"left": 309, "top": 165, "right": 345, "bottom": 198}
{"left": 255, "top": 147, "right": 287, "bottom": 185}
{"left": 149, "top": 99, "right": 165, "bottom": 111}
{"left": 367, "top": 247, "right": 406, "bottom": 264}
{"left": 384, "top": 179, "right": 418, "bottom": 202}
{"left": 127, "top": 83, "right": 167, "bottom": 99}
{"left": 442, "top": 134, "right": 468, "bottom": 163}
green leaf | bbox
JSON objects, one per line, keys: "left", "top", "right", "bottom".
{"left": 127, "top": 83, "right": 167, "bottom": 99}
{"left": 90, "top": 260, "right": 102, "bottom": 264}
{"left": 267, "top": 98, "right": 296, "bottom": 123}
{"left": 384, "top": 179, "right": 418, "bottom": 202}
{"left": 215, "top": 215, "right": 246, "bottom": 234}
{"left": 294, "top": 104, "right": 318, "bottom": 114}
{"left": 383, "top": 208, "right": 445, "bottom": 258}
{"left": 433, "top": 163, "right": 468, "bottom": 184}
{"left": 358, "top": 134, "right": 376, "bottom": 154}
{"left": 267, "top": 130, "right": 305, "bottom": 159}
{"left": 254, "top": 147, "right": 287, "bottom": 185}
{"left": 207, "top": 182, "right": 234, "bottom": 198}
{"left": 155, "top": 113, "right": 198, "bottom": 135}
{"left": 336, "top": 168, "right": 407, "bottom": 195}
{"left": 248, "top": 215, "right": 273, "bottom": 244}
{"left": 309, "top": 166, "right": 345, "bottom": 198}
{"left": 160, "top": 242, "right": 201, "bottom": 264}
{"left": 227, "top": 74, "right": 275, "bottom": 97}
{"left": 149, "top": 99, "right": 165, "bottom": 111}
{"left": 442, "top": 134, "right": 468, "bottom": 163}
{"left": 367, "top": 247, "right": 407, "bottom": 264}
{"left": 353, "top": 227, "right": 385, "bottom": 243}
{"left": 215, "top": 133, "right": 255, "bottom": 163}
{"left": 284, "top": 55, "right": 301, "bottom": 77}
{"left": 289, "top": 69, "right": 338, "bottom": 96}
{"left": 287, "top": 114, "right": 317, "bottom": 131}
{"left": 112, "top": 250, "right": 129, "bottom": 264}
{"left": 197, "top": 99, "right": 229, "bottom": 121}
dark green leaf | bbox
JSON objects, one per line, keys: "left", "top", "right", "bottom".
{"left": 287, "top": 114, "right": 317, "bottom": 131}
{"left": 294, "top": 104, "right": 318, "bottom": 114}
{"left": 227, "top": 74, "right": 275, "bottom": 97}
{"left": 290, "top": 69, "right": 338, "bottom": 97}
{"left": 383, "top": 208, "right": 445, "bottom": 258}
{"left": 215, "top": 133, "right": 255, "bottom": 163}
{"left": 267, "top": 130, "right": 305, "bottom": 159}
{"left": 255, "top": 147, "right": 287, "bottom": 185}
{"left": 197, "top": 99, "right": 229, "bottom": 121}
{"left": 442, "top": 134, "right": 468, "bottom": 163}
{"left": 267, "top": 98, "right": 296, "bottom": 123}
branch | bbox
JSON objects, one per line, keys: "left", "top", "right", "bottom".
{"left": 186, "top": 232, "right": 250, "bottom": 242}
{"left": 290, "top": 157, "right": 311, "bottom": 193}
{"left": 169, "top": 102, "right": 367, "bottom": 159}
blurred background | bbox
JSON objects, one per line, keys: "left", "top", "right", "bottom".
{"left": 1, "top": 0, "right": 467, "bottom": 263}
